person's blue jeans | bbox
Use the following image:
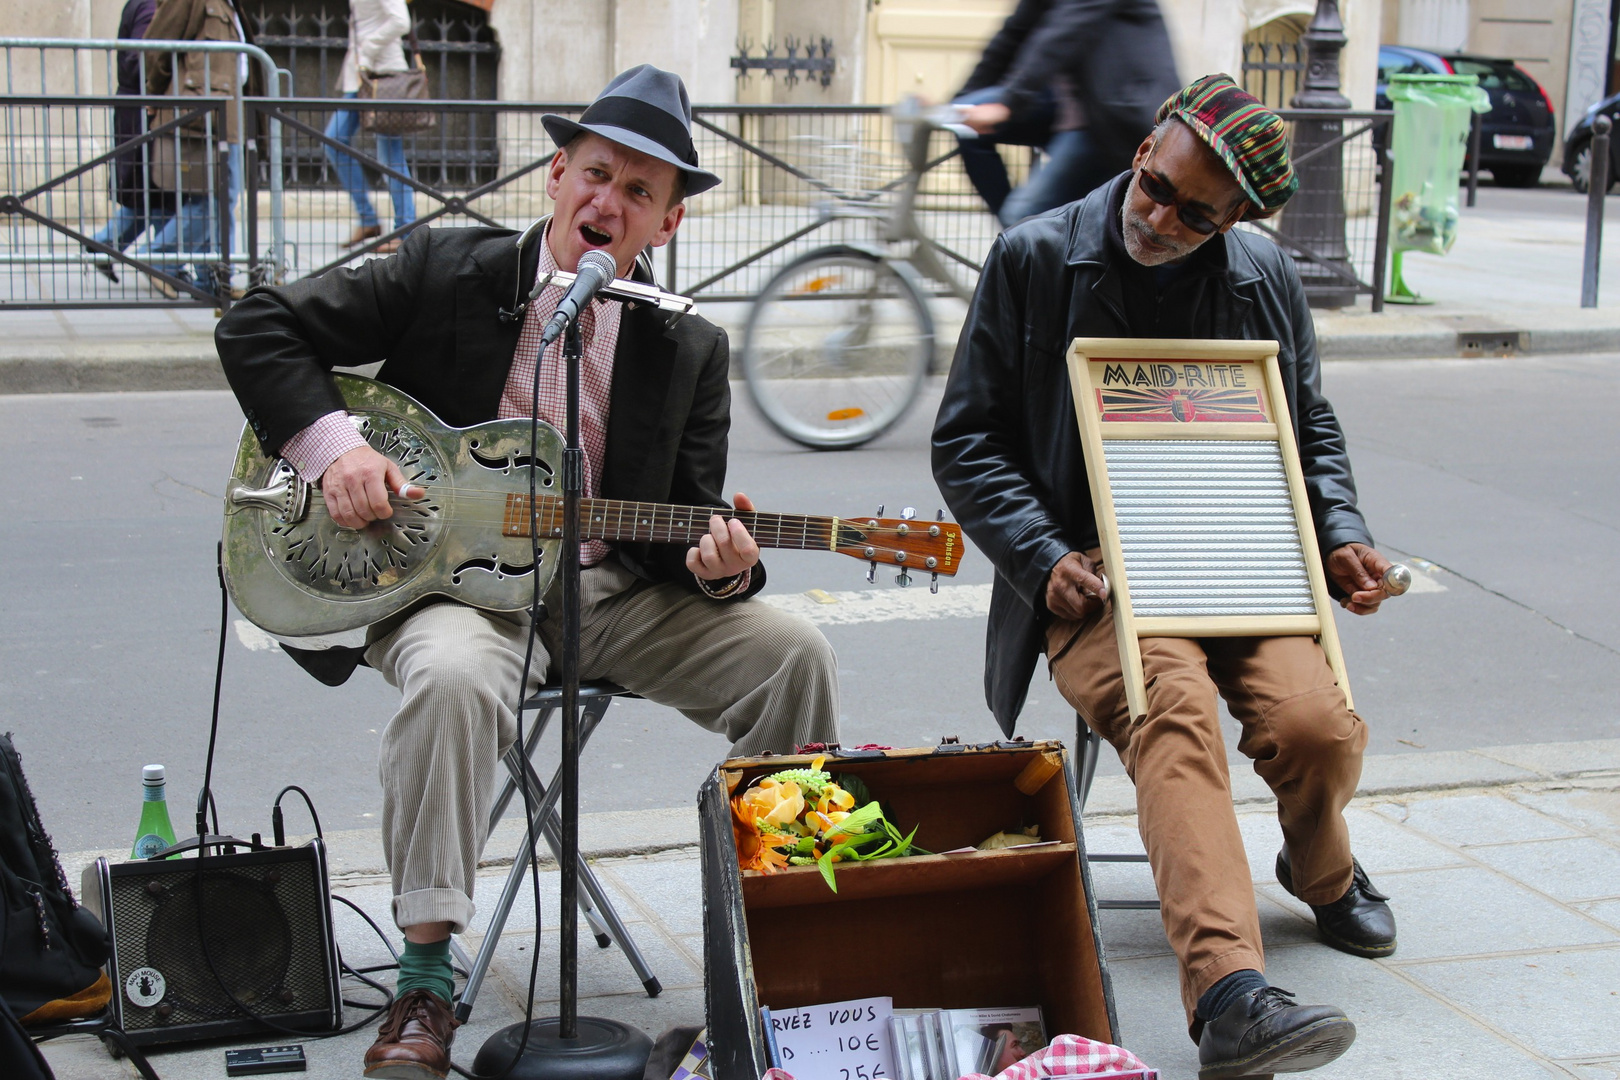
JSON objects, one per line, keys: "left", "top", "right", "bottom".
{"left": 952, "top": 85, "right": 1115, "bottom": 227}
{"left": 92, "top": 203, "right": 158, "bottom": 251}
{"left": 87, "top": 201, "right": 170, "bottom": 281}
{"left": 325, "top": 93, "right": 417, "bottom": 232}
{"left": 142, "top": 141, "right": 242, "bottom": 293}
{"left": 998, "top": 126, "right": 1116, "bottom": 227}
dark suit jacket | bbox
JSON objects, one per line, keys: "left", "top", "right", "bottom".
{"left": 215, "top": 224, "right": 761, "bottom": 682}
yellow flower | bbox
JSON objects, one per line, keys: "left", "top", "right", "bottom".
{"left": 741, "top": 778, "right": 805, "bottom": 826}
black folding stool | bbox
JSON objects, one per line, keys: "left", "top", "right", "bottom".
{"left": 1076, "top": 719, "right": 1160, "bottom": 912}
{"left": 451, "top": 681, "right": 661, "bottom": 1022}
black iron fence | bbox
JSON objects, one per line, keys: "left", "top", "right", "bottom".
{"left": 2, "top": 91, "right": 1392, "bottom": 314}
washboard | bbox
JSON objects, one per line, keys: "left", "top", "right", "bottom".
{"left": 1065, "top": 338, "right": 1351, "bottom": 721}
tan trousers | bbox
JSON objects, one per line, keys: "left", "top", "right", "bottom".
{"left": 1046, "top": 583, "right": 1366, "bottom": 1023}
{"left": 364, "top": 559, "right": 839, "bottom": 932}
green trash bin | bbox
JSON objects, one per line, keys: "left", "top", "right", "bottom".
{"left": 1386, "top": 73, "right": 1491, "bottom": 303}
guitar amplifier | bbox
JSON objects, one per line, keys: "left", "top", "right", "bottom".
{"left": 80, "top": 840, "right": 341, "bottom": 1046}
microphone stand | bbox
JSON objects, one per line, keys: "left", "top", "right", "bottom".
{"left": 474, "top": 298, "right": 652, "bottom": 1080}
{"left": 558, "top": 315, "right": 583, "bottom": 1039}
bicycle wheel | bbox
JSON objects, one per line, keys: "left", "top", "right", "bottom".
{"left": 741, "top": 246, "right": 934, "bottom": 449}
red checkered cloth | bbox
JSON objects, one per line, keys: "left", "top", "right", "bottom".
{"left": 760, "top": 1035, "right": 1154, "bottom": 1080}
{"left": 960, "top": 1034, "right": 1154, "bottom": 1080}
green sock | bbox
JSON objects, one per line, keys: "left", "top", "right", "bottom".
{"left": 396, "top": 938, "right": 454, "bottom": 1004}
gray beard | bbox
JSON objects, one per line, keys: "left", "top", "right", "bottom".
{"left": 1120, "top": 195, "right": 1197, "bottom": 267}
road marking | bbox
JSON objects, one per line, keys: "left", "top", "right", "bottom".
{"left": 234, "top": 619, "right": 279, "bottom": 651}
{"left": 1403, "top": 562, "right": 1449, "bottom": 594}
{"left": 230, "top": 568, "right": 1442, "bottom": 647}
{"left": 758, "top": 583, "right": 993, "bottom": 624}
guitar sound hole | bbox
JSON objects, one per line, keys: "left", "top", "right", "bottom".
{"left": 470, "top": 446, "right": 554, "bottom": 479}
{"left": 451, "top": 556, "right": 537, "bottom": 584}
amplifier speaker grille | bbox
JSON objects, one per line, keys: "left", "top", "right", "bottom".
{"left": 86, "top": 842, "right": 339, "bottom": 1045}
{"left": 1104, "top": 440, "right": 1315, "bottom": 617}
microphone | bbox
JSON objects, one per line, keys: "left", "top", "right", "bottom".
{"left": 539, "top": 249, "right": 617, "bottom": 346}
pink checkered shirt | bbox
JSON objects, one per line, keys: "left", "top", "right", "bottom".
{"left": 279, "top": 226, "right": 621, "bottom": 567}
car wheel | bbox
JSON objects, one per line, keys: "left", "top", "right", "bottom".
{"left": 1490, "top": 163, "right": 1543, "bottom": 187}
{"left": 1568, "top": 140, "right": 1615, "bottom": 194}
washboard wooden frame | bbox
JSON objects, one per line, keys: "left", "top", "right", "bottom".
{"left": 1065, "top": 337, "right": 1351, "bottom": 721}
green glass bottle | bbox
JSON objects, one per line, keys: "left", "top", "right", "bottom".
{"left": 130, "top": 764, "right": 177, "bottom": 860}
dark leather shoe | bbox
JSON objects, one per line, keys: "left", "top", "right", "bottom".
{"left": 1198, "top": 986, "right": 1356, "bottom": 1078}
{"left": 1277, "top": 848, "right": 1397, "bottom": 958}
{"left": 344, "top": 224, "right": 383, "bottom": 248}
{"left": 363, "top": 988, "right": 459, "bottom": 1079}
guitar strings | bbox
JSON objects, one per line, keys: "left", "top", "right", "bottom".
{"left": 290, "top": 500, "right": 920, "bottom": 549}
{"left": 289, "top": 491, "right": 941, "bottom": 548}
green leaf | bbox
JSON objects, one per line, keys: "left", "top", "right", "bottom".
{"left": 817, "top": 851, "right": 839, "bottom": 892}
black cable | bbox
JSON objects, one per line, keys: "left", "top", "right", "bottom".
{"left": 197, "top": 542, "right": 230, "bottom": 839}
{"left": 444, "top": 274, "right": 560, "bottom": 1080}
{"left": 188, "top": 545, "right": 394, "bottom": 1040}
{"left": 272, "top": 784, "right": 324, "bottom": 845}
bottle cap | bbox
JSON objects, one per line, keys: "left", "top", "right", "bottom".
{"left": 142, "top": 764, "right": 166, "bottom": 784}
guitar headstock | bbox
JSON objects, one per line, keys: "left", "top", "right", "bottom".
{"left": 831, "top": 507, "right": 965, "bottom": 590}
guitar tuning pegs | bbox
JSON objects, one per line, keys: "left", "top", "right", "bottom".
{"left": 876, "top": 503, "right": 885, "bottom": 517}
{"left": 896, "top": 568, "right": 912, "bottom": 588}
{"left": 930, "top": 572, "right": 939, "bottom": 594}
{"left": 936, "top": 508, "right": 945, "bottom": 521}
{"left": 866, "top": 560, "right": 876, "bottom": 585}
{"left": 900, "top": 506, "right": 916, "bottom": 520}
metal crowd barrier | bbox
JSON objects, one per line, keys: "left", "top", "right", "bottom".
{"left": 1, "top": 69, "right": 1392, "bottom": 315}
{"left": 0, "top": 36, "right": 284, "bottom": 308}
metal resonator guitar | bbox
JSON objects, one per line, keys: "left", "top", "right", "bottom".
{"left": 222, "top": 376, "right": 966, "bottom": 639}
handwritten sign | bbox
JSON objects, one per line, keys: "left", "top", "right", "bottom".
{"left": 764, "top": 996, "right": 896, "bottom": 1080}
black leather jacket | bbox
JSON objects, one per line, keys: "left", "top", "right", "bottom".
{"left": 932, "top": 173, "right": 1374, "bottom": 734}
{"left": 957, "top": 0, "right": 1179, "bottom": 163}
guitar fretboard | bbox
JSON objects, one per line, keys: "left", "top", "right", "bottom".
{"left": 502, "top": 494, "right": 856, "bottom": 551}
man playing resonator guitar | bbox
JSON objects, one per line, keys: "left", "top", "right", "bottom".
{"left": 216, "top": 67, "right": 841, "bottom": 1079}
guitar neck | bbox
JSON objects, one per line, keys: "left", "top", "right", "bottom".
{"left": 502, "top": 494, "right": 843, "bottom": 551}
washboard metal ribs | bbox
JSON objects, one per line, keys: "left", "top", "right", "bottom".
{"left": 1066, "top": 338, "right": 1352, "bottom": 721}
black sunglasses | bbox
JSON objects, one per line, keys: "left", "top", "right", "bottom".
{"left": 1136, "top": 170, "right": 1229, "bottom": 236}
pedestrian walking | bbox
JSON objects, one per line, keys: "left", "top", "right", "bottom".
{"left": 952, "top": 0, "right": 1180, "bottom": 227}
{"left": 86, "top": 0, "right": 173, "bottom": 283}
{"left": 326, "top": 0, "right": 419, "bottom": 254}
{"left": 140, "top": 0, "right": 264, "bottom": 298}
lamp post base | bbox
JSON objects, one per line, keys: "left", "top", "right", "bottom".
{"left": 472, "top": 1016, "right": 654, "bottom": 1080}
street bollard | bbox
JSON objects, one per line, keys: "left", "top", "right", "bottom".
{"left": 1582, "top": 114, "right": 1610, "bottom": 308}
{"left": 1466, "top": 111, "right": 1482, "bottom": 208}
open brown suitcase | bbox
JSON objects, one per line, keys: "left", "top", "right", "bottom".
{"left": 699, "top": 741, "right": 1119, "bottom": 1080}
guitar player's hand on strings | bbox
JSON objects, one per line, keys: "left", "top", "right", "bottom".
{"left": 686, "top": 491, "right": 761, "bottom": 581}
{"left": 320, "top": 444, "right": 425, "bottom": 529}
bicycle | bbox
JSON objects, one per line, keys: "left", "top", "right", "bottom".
{"left": 739, "top": 99, "right": 989, "bottom": 449}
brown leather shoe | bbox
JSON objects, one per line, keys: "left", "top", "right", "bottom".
{"left": 373, "top": 238, "right": 402, "bottom": 254}
{"left": 344, "top": 224, "right": 382, "bottom": 248}
{"left": 363, "top": 988, "right": 459, "bottom": 1079}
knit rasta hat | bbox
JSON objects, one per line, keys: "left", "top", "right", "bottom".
{"left": 1154, "top": 74, "right": 1298, "bottom": 219}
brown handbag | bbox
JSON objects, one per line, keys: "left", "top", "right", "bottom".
{"left": 150, "top": 132, "right": 217, "bottom": 195}
{"left": 357, "top": 22, "right": 436, "bottom": 136}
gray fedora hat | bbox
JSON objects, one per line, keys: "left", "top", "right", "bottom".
{"left": 542, "top": 65, "right": 721, "bottom": 197}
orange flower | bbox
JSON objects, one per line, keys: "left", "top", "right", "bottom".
{"left": 731, "top": 793, "right": 797, "bottom": 874}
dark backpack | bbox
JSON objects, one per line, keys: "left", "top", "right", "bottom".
{"left": 0, "top": 733, "right": 112, "bottom": 1024}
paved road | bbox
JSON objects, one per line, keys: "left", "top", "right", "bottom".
{"left": 3, "top": 351, "right": 1618, "bottom": 854}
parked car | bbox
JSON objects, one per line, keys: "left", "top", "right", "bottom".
{"left": 1375, "top": 45, "right": 1557, "bottom": 187}
{"left": 1562, "top": 92, "right": 1620, "bottom": 193}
